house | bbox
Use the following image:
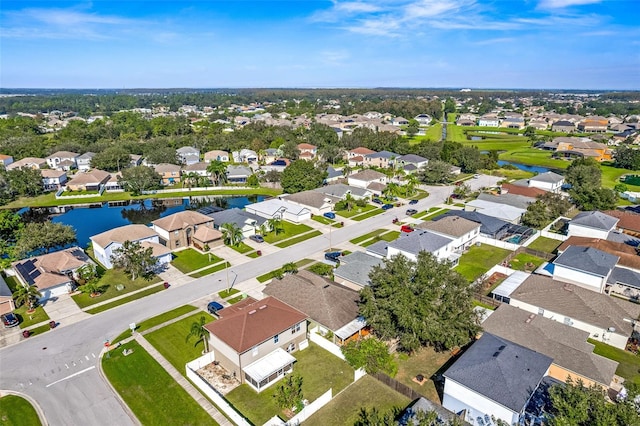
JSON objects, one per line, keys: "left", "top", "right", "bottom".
{"left": 603, "top": 210, "right": 640, "bottom": 237}
{"left": 478, "top": 113, "right": 500, "bottom": 127}
{"left": 264, "top": 270, "right": 367, "bottom": 345}
{"left": 313, "top": 184, "right": 371, "bottom": 200}
{"left": 363, "top": 150, "right": 399, "bottom": 169}
{"left": 387, "top": 230, "right": 460, "bottom": 266}
{"left": 5, "top": 157, "right": 46, "bottom": 171}
{"left": 456, "top": 114, "right": 477, "bottom": 127}
{"left": 204, "top": 296, "right": 308, "bottom": 392}
{"left": 578, "top": 116, "right": 608, "bottom": 133}
{"left": 508, "top": 274, "right": 640, "bottom": 350}
{"left": 296, "top": 143, "right": 317, "bottom": 160}
{"left": 414, "top": 114, "right": 432, "bottom": 125}
{"left": 436, "top": 211, "right": 512, "bottom": 240}
{"left": 66, "top": 169, "right": 111, "bottom": 192}
{"left": 11, "top": 247, "right": 94, "bottom": 301}
{"left": 45, "top": 151, "right": 79, "bottom": 171}
{"left": 154, "top": 163, "right": 181, "bottom": 186}
{"left": 203, "top": 150, "right": 230, "bottom": 163}
{"left": 90, "top": 224, "right": 172, "bottom": 269}
{"left": 396, "top": 154, "right": 428, "bottom": 173}
{"left": 550, "top": 245, "right": 618, "bottom": 293}
{"left": 442, "top": 332, "right": 552, "bottom": 425}
{"left": 526, "top": 172, "right": 565, "bottom": 193}
{"left": 281, "top": 191, "right": 338, "bottom": 216}
{"left": 482, "top": 304, "right": 618, "bottom": 389}
{"left": 76, "top": 152, "right": 96, "bottom": 172}
{"left": 465, "top": 193, "right": 531, "bottom": 224}
{"left": 333, "top": 251, "right": 383, "bottom": 290}
{"left": 232, "top": 149, "right": 258, "bottom": 164}
{"left": 345, "top": 146, "right": 376, "bottom": 161}
{"left": 348, "top": 169, "right": 388, "bottom": 194}
{"left": 416, "top": 216, "right": 481, "bottom": 252}
{"left": 568, "top": 211, "right": 618, "bottom": 239}
{"left": 226, "top": 165, "right": 253, "bottom": 184}
{"left": 500, "top": 183, "right": 547, "bottom": 198}
{"left": 399, "top": 397, "right": 466, "bottom": 426}
{"left": 244, "top": 198, "right": 311, "bottom": 223}
{"left": 0, "top": 154, "right": 14, "bottom": 169}
{"left": 392, "top": 116, "right": 409, "bottom": 126}
{"left": 554, "top": 138, "right": 612, "bottom": 162}
{"left": 551, "top": 120, "right": 576, "bottom": 133}
{"left": 324, "top": 166, "right": 343, "bottom": 183}
{"left": 129, "top": 154, "right": 143, "bottom": 167}
{"left": 151, "top": 211, "right": 221, "bottom": 251}
{"left": 41, "top": 169, "right": 67, "bottom": 191}
{"left": 182, "top": 162, "right": 210, "bottom": 178}
{"left": 501, "top": 117, "right": 525, "bottom": 129}
{"left": 0, "top": 275, "right": 16, "bottom": 315}
{"left": 176, "top": 146, "right": 200, "bottom": 165}
{"left": 104, "top": 172, "right": 124, "bottom": 192}
{"left": 208, "top": 208, "right": 266, "bottom": 238}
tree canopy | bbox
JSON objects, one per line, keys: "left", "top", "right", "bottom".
{"left": 565, "top": 158, "right": 617, "bottom": 211}
{"left": 119, "top": 166, "right": 162, "bottom": 195}
{"left": 280, "top": 160, "right": 326, "bottom": 193}
{"left": 111, "top": 240, "right": 157, "bottom": 280}
{"left": 360, "top": 252, "right": 480, "bottom": 353}
{"left": 341, "top": 337, "right": 397, "bottom": 375}
{"left": 14, "top": 221, "right": 77, "bottom": 258}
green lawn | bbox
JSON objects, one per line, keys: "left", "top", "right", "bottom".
{"left": 312, "top": 215, "right": 334, "bottom": 225}
{"left": 275, "top": 230, "right": 322, "bottom": 248}
{"left": 136, "top": 305, "right": 198, "bottom": 334}
{"left": 507, "top": 253, "right": 545, "bottom": 272}
{"left": 456, "top": 244, "right": 512, "bottom": 282}
{"left": 263, "top": 222, "right": 313, "bottom": 244}
{"left": 349, "top": 229, "right": 386, "bottom": 244}
{"left": 420, "top": 208, "right": 451, "bottom": 221}
{"left": 336, "top": 204, "right": 376, "bottom": 219}
{"left": 602, "top": 165, "right": 640, "bottom": 192}
{"left": 27, "top": 323, "right": 52, "bottom": 337}
{"left": 102, "top": 341, "right": 218, "bottom": 426}
{"left": 190, "top": 261, "right": 231, "bottom": 278}
{"left": 362, "top": 230, "right": 401, "bottom": 247}
{"left": 86, "top": 285, "right": 165, "bottom": 314}
{"left": 2, "top": 274, "right": 21, "bottom": 292}
{"left": 72, "top": 268, "right": 161, "bottom": 309}
{"left": 218, "top": 288, "right": 240, "bottom": 298}
{"left": 14, "top": 305, "right": 49, "bottom": 328}
{"left": 588, "top": 339, "right": 640, "bottom": 385}
{"left": 351, "top": 208, "right": 385, "bottom": 221}
{"left": 171, "top": 248, "right": 222, "bottom": 273}
{"left": 304, "top": 375, "right": 410, "bottom": 426}
{"left": 256, "top": 259, "right": 315, "bottom": 283}
{"left": 228, "top": 242, "right": 254, "bottom": 254}
{"left": 0, "top": 395, "right": 42, "bottom": 426}
{"left": 59, "top": 189, "right": 101, "bottom": 196}
{"left": 227, "top": 294, "right": 246, "bottom": 304}
{"left": 527, "top": 237, "right": 561, "bottom": 254}
{"left": 394, "top": 345, "right": 456, "bottom": 403}
{"left": 226, "top": 343, "right": 354, "bottom": 425}
{"left": 145, "top": 312, "right": 216, "bottom": 373}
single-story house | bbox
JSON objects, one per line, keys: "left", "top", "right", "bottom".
{"left": 324, "top": 166, "right": 343, "bottom": 183}
{"left": 129, "top": 154, "right": 143, "bottom": 167}
{"left": 182, "top": 162, "right": 210, "bottom": 177}
{"left": 208, "top": 208, "right": 267, "bottom": 238}
{"left": 551, "top": 120, "right": 576, "bottom": 133}
{"left": 387, "top": 230, "right": 460, "bottom": 266}
{"left": 314, "top": 184, "right": 371, "bottom": 200}
{"left": 0, "top": 275, "right": 16, "bottom": 315}
{"left": 281, "top": 191, "right": 339, "bottom": 216}
{"left": 551, "top": 245, "right": 618, "bottom": 293}
{"left": 232, "top": 149, "right": 258, "bottom": 164}
{"left": 347, "top": 169, "right": 388, "bottom": 194}
{"left": 41, "top": 169, "right": 67, "bottom": 191}
{"left": 500, "top": 183, "right": 547, "bottom": 198}
{"left": 12, "top": 247, "right": 94, "bottom": 301}
{"left": 435, "top": 211, "right": 511, "bottom": 240}
{"left": 66, "top": 169, "right": 111, "bottom": 192}
{"left": 413, "top": 114, "right": 432, "bottom": 125}
{"left": 226, "top": 165, "right": 253, "bottom": 184}
{"left": 204, "top": 150, "right": 230, "bottom": 163}
{"left": 264, "top": 270, "right": 367, "bottom": 345}
{"left": 6, "top": 157, "right": 46, "bottom": 171}
{"left": 90, "top": 224, "right": 172, "bottom": 269}
{"left": 151, "top": 211, "right": 221, "bottom": 251}
{"left": 603, "top": 210, "right": 640, "bottom": 237}
{"left": 204, "top": 296, "right": 308, "bottom": 392}
{"left": 396, "top": 154, "right": 428, "bottom": 173}
{"left": 177, "top": 146, "right": 201, "bottom": 165}
{"left": 568, "top": 211, "right": 619, "bottom": 239}
{"left": 333, "top": 251, "right": 384, "bottom": 290}
{"left": 465, "top": 199, "right": 527, "bottom": 224}
{"left": 244, "top": 199, "right": 311, "bottom": 223}
{"left": 398, "top": 397, "right": 466, "bottom": 426}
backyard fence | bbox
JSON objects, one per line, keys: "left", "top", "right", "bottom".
{"left": 477, "top": 236, "right": 519, "bottom": 251}
{"left": 308, "top": 329, "right": 346, "bottom": 360}
{"left": 371, "top": 372, "right": 423, "bottom": 401}
{"left": 141, "top": 185, "right": 251, "bottom": 194}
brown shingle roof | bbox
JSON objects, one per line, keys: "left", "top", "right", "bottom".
{"left": 501, "top": 183, "right": 547, "bottom": 198}
{"left": 192, "top": 226, "right": 222, "bottom": 243}
{"left": 204, "top": 296, "right": 307, "bottom": 353}
{"left": 603, "top": 210, "right": 640, "bottom": 233}
{"left": 263, "top": 270, "right": 360, "bottom": 331}
{"left": 416, "top": 215, "right": 480, "bottom": 238}
{"left": 284, "top": 191, "right": 339, "bottom": 209}
{"left": 91, "top": 224, "right": 159, "bottom": 249}
{"left": 350, "top": 169, "right": 386, "bottom": 182}
{"left": 557, "top": 236, "right": 640, "bottom": 271}
{"left": 12, "top": 247, "right": 91, "bottom": 290}
{"left": 67, "top": 169, "right": 111, "bottom": 186}
{"left": 350, "top": 147, "right": 376, "bottom": 155}
{"left": 152, "top": 211, "right": 213, "bottom": 232}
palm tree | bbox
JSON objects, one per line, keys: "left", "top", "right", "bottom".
{"left": 221, "top": 223, "right": 243, "bottom": 246}
{"left": 282, "top": 262, "right": 298, "bottom": 275}
{"left": 383, "top": 182, "right": 401, "bottom": 200}
{"left": 182, "top": 172, "right": 200, "bottom": 190}
{"left": 77, "top": 281, "right": 107, "bottom": 298}
{"left": 267, "top": 217, "right": 283, "bottom": 235}
{"left": 258, "top": 223, "right": 269, "bottom": 236}
{"left": 13, "top": 285, "right": 42, "bottom": 310}
{"left": 207, "top": 160, "right": 227, "bottom": 186}
{"left": 186, "top": 315, "right": 209, "bottom": 353}
{"left": 342, "top": 165, "right": 352, "bottom": 178}
{"left": 343, "top": 193, "right": 356, "bottom": 212}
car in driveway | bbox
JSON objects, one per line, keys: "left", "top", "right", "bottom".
{"left": 382, "top": 203, "right": 394, "bottom": 210}
{"left": 372, "top": 198, "right": 383, "bottom": 205}
{"left": 323, "top": 212, "right": 336, "bottom": 219}
{"left": 401, "top": 225, "right": 414, "bottom": 233}
{"left": 1, "top": 312, "right": 19, "bottom": 328}
{"left": 249, "top": 234, "right": 264, "bottom": 243}
{"left": 324, "top": 251, "right": 342, "bottom": 263}
{"left": 406, "top": 209, "right": 418, "bottom": 215}
{"left": 408, "top": 199, "right": 418, "bottom": 205}
{"left": 207, "top": 301, "right": 224, "bottom": 315}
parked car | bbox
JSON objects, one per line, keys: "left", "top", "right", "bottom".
{"left": 382, "top": 204, "right": 394, "bottom": 210}
{"left": 207, "top": 301, "right": 224, "bottom": 314}
{"left": 324, "top": 251, "right": 342, "bottom": 263}
{"left": 401, "top": 225, "right": 414, "bottom": 233}
{"left": 408, "top": 199, "right": 418, "bottom": 205}
{"left": 406, "top": 209, "right": 418, "bottom": 215}
{"left": 1, "top": 312, "right": 19, "bottom": 328}
{"left": 372, "top": 198, "right": 383, "bottom": 205}
{"left": 249, "top": 234, "right": 264, "bottom": 243}
{"left": 323, "top": 212, "right": 336, "bottom": 219}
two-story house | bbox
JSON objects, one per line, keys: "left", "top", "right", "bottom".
{"left": 90, "top": 224, "right": 172, "bottom": 269}
{"left": 386, "top": 230, "right": 460, "bottom": 266}
{"left": 76, "top": 152, "right": 96, "bottom": 172}
{"left": 177, "top": 146, "right": 201, "bottom": 165}
{"left": 363, "top": 150, "right": 399, "bottom": 169}
{"left": 203, "top": 150, "right": 230, "bottom": 163}
{"left": 45, "top": 151, "right": 79, "bottom": 171}
{"left": 151, "top": 210, "right": 221, "bottom": 251}
{"left": 6, "top": 157, "right": 46, "bottom": 171}
{"left": 297, "top": 143, "right": 317, "bottom": 160}
{"left": 154, "top": 163, "right": 181, "bottom": 186}
{"left": 204, "top": 297, "right": 308, "bottom": 392}
{"left": 347, "top": 169, "right": 388, "bottom": 195}
{"left": 416, "top": 216, "right": 481, "bottom": 253}
{"left": 0, "top": 154, "right": 14, "bottom": 169}
{"left": 41, "top": 169, "right": 68, "bottom": 191}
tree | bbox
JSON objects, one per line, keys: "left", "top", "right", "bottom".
{"left": 273, "top": 374, "right": 304, "bottom": 411}
{"left": 14, "top": 221, "right": 77, "bottom": 258}
{"left": 185, "top": 315, "right": 210, "bottom": 353}
{"left": 119, "top": 166, "right": 162, "bottom": 196}
{"left": 181, "top": 172, "right": 200, "bottom": 190}
{"left": 383, "top": 182, "right": 401, "bottom": 200}
{"left": 221, "top": 223, "right": 243, "bottom": 246}
{"left": 406, "top": 119, "right": 420, "bottom": 137}
{"left": 336, "top": 193, "right": 356, "bottom": 212}
{"left": 280, "top": 160, "right": 326, "bottom": 194}
{"left": 0, "top": 210, "right": 23, "bottom": 242}
{"left": 111, "top": 240, "right": 157, "bottom": 280}
{"left": 13, "top": 284, "right": 43, "bottom": 310}
{"left": 522, "top": 193, "right": 572, "bottom": 229}
{"left": 91, "top": 145, "right": 131, "bottom": 172}
{"left": 77, "top": 280, "right": 108, "bottom": 297}
{"left": 614, "top": 145, "right": 640, "bottom": 170}
{"left": 280, "top": 140, "right": 301, "bottom": 160}
{"left": 571, "top": 187, "right": 618, "bottom": 211}
{"left": 206, "top": 160, "right": 227, "bottom": 186}
{"left": 452, "top": 183, "right": 471, "bottom": 200}
{"left": 418, "top": 160, "right": 452, "bottom": 184}
{"left": 353, "top": 407, "right": 397, "bottom": 426}
{"left": 523, "top": 126, "right": 536, "bottom": 138}
{"left": 360, "top": 252, "right": 480, "bottom": 353}
{"left": 246, "top": 174, "right": 260, "bottom": 188}
{"left": 443, "top": 98, "right": 456, "bottom": 115}
{"left": 267, "top": 217, "right": 283, "bottom": 235}
{"left": 565, "top": 157, "right": 602, "bottom": 190}
{"left": 452, "top": 146, "right": 481, "bottom": 173}
{"left": 282, "top": 262, "right": 298, "bottom": 275}
{"left": 341, "top": 337, "right": 397, "bottom": 375}
{"left": 6, "top": 168, "right": 44, "bottom": 198}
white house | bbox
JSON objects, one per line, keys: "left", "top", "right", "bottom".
{"left": 244, "top": 198, "right": 311, "bottom": 223}
{"left": 41, "top": 169, "right": 67, "bottom": 191}
{"left": 567, "top": 211, "right": 619, "bottom": 239}
{"left": 527, "top": 172, "right": 565, "bottom": 193}
{"left": 90, "top": 224, "right": 172, "bottom": 269}
{"left": 348, "top": 169, "right": 388, "bottom": 194}
{"left": 209, "top": 208, "right": 266, "bottom": 238}
{"left": 76, "top": 152, "right": 96, "bottom": 172}
{"left": 416, "top": 216, "right": 481, "bottom": 253}
{"left": 203, "top": 150, "right": 230, "bottom": 163}
{"left": 478, "top": 114, "right": 500, "bottom": 127}
{"left": 176, "top": 146, "right": 201, "bottom": 165}
{"left": 45, "top": 151, "right": 79, "bottom": 171}
{"left": 232, "top": 149, "right": 258, "bottom": 164}
{"left": 386, "top": 230, "right": 460, "bottom": 266}
{"left": 550, "top": 245, "right": 618, "bottom": 293}
{"left": 281, "top": 191, "right": 338, "bottom": 216}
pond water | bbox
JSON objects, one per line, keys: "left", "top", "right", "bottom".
{"left": 497, "top": 160, "right": 552, "bottom": 174}
{"left": 22, "top": 195, "right": 265, "bottom": 248}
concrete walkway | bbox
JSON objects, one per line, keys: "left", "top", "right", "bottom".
{"left": 133, "top": 334, "right": 233, "bottom": 426}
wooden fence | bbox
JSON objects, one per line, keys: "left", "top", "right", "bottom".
{"left": 371, "top": 372, "right": 423, "bottom": 401}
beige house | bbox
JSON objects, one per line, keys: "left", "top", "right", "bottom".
{"left": 203, "top": 150, "right": 230, "bottom": 162}
{"left": 154, "top": 163, "right": 181, "bottom": 185}
{"left": 204, "top": 296, "right": 308, "bottom": 392}
{"left": 66, "top": 169, "right": 111, "bottom": 191}
{"left": 6, "top": 157, "right": 46, "bottom": 171}
{"left": 151, "top": 211, "right": 221, "bottom": 250}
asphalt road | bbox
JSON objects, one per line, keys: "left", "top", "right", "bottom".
{"left": 0, "top": 185, "right": 452, "bottom": 426}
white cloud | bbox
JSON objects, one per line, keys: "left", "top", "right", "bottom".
{"left": 473, "top": 37, "right": 516, "bottom": 45}
{"left": 538, "top": 0, "right": 601, "bottom": 9}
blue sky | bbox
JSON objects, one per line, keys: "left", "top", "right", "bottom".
{"left": 2, "top": 1, "right": 638, "bottom": 89}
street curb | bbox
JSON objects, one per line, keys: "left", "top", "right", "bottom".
{"left": 0, "top": 389, "right": 49, "bottom": 425}
{"left": 96, "top": 345, "right": 141, "bottom": 426}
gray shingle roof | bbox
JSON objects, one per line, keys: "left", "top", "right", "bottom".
{"left": 208, "top": 208, "right": 266, "bottom": 228}
{"left": 283, "top": 191, "right": 339, "bottom": 209}
{"left": 608, "top": 266, "right": 640, "bottom": 290}
{"left": 477, "top": 193, "right": 535, "bottom": 210}
{"left": 366, "top": 150, "right": 399, "bottom": 160}
{"left": 570, "top": 211, "right": 618, "bottom": 231}
{"left": 333, "top": 251, "right": 383, "bottom": 287}
{"left": 444, "top": 333, "right": 552, "bottom": 413}
{"left": 554, "top": 246, "right": 618, "bottom": 277}
{"left": 388, "top": 230, "right": 453, "bottom": 255}
{"left": 436, "top": 211, "right": 510, "bottom": 238}
{"left": 530, "top": 171, "right": 564, "bottom": 184}
{"left": 417, "top": 216, "right": 480, "bottom": 238}
{"left": 313, "top": 184, "right": 370, "bottom": 199}
{"left": 350, "top": 169, "right": 387, "bottom": 182}
{"left": 397, "top": 154, "right": 427, "bottom": 164}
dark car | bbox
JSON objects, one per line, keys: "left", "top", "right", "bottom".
{"left": 382, "top": 203, "right": 394, "bottom": 210}
{"left": 323, "top": 212, "right": 336, "bottom": 219}
{"left": 324, "top": 251, "right": 342, "bottom": 263}
{"left": 408, "top": 199, "right": 418, "bottom": 205}
{"left": 249, "top": 234, "right": 264, "bottom": 243}
{"left": 207, "top": 301, "right": 224, "bottom": 314}
{"left": 406, "top": 209, "right": 418, "bottom": 215}
{"left": 372, "top": 198, "right": 383, "bottom": 205}
{"left": 1, "top": 312, "right": 19, "bottom": 328}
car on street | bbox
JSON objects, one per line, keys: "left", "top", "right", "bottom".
{"left": 406, "top": 209, "right": 418, "bottom": 215}
{"left": 207, "top": 301, "right": 224, "bottom": 314}
{"left": 408, "top": 199, "right": 418, "bottom": 205}
{"left": 323, "top": 212, "right": 336, "bottom": 219}
{"left": 1, "top": 312, "right": 19, "bottom": 328}
{"left": 249, "top": 234, "right": 264, "bottom": 243}
{"left": 400, "top": 225, "right": 414, "bottom": 233}
{"left": 324, "top": 251, "right": 342, "bottom": 263}
{"left": 473, "top": 174, "right": 480, "bottom": 178}
{"left": 382, "top": 203, "right": 394, "bottom": 210}
{"left": 372, "top": 198, "right": 383, "bottom": 205}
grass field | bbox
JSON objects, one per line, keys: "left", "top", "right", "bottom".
{"left": 336, "top": 204, "right": 377, "bottom": 218}
{"left": 190, "top": 261, "right": 231, "bottom": 278}
{"left": 0, "top": 395, "right": 42, "bottom": 426}
{"left": 589, "top": 339, "right": 640, "bottom": 385}
{"left": 228, "top": 241, "right": 254, "bottom": 254}
{"left": 86, "top": 285, "right": 165, "bottom": 314}
{"left": 256, "top": 259, "right": 315, "bottom": 283}
{"left": 218, "top": 288, "right": 240, "bottom": 298}
{"left": 72, "top": 268, "right": 161, "bottom": 309}
{"left": 171, "top": 248, "right": 222, "bottom": 273}
{"left": 508, "top": 253, "right": 546, "bottom": 272}
{"left": 303, "top": 375, "right": 410, "bottom": 426}
{"left": 456, "top": 244, "right": 511, "bottom": 282}
{"left": 102, "top": 341, "right": 218, "bottom": 426}
{"left": 349, "top": 229, "right": 386, "bottom": 244}
{"left": 15, "top": 305, "right": 49, "bottom": 328}
{"left": 263, "top": 222, "right": 313, "bottom": 244}
{"left": 395, "top": 345, "right": 456, "bottom": 403}
{"left": 420, "top": 208, "right": 451, "bottom": 221}
{"left": 407, "top": 123, "right": 441, "bottom": 144}
{"left": 527, "top": 237, "right": 561, "bottom": 253}
{"left": 275, "top": 230, "right": 322, "bottom": 248}
{"left": 351, "top": 208, "right": 385, "bottom": 221}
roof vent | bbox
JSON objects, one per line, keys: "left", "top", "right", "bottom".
{"left": 323, "top": 284, "right": 330, "bottom": 289}
{"left": 248, "top": 310, "right": 257, "bottom": 315}
{"left": 498, "top": 345, "right": 506, "bottom": 351}
{"left": 492, "top": 352, "right": 500, "bottom": 357}
{"left": 259, "top": 305, "right": 267, "bottom": 310}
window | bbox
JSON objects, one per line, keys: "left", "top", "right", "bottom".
{"left": 538, "top": 308, "right": 545, "bottom": 315}
{"left": 291, "top": 322, "right": 301, "bottom": 334}
{"left": 274, "top": 334, "right": 279, "bottom": 344}
{"left": 174, "top": 230, "right": 179, "bottom": 236}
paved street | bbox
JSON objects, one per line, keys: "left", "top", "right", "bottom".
{"left": 0, "top": 185, "right": 451, "bottom": 425}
